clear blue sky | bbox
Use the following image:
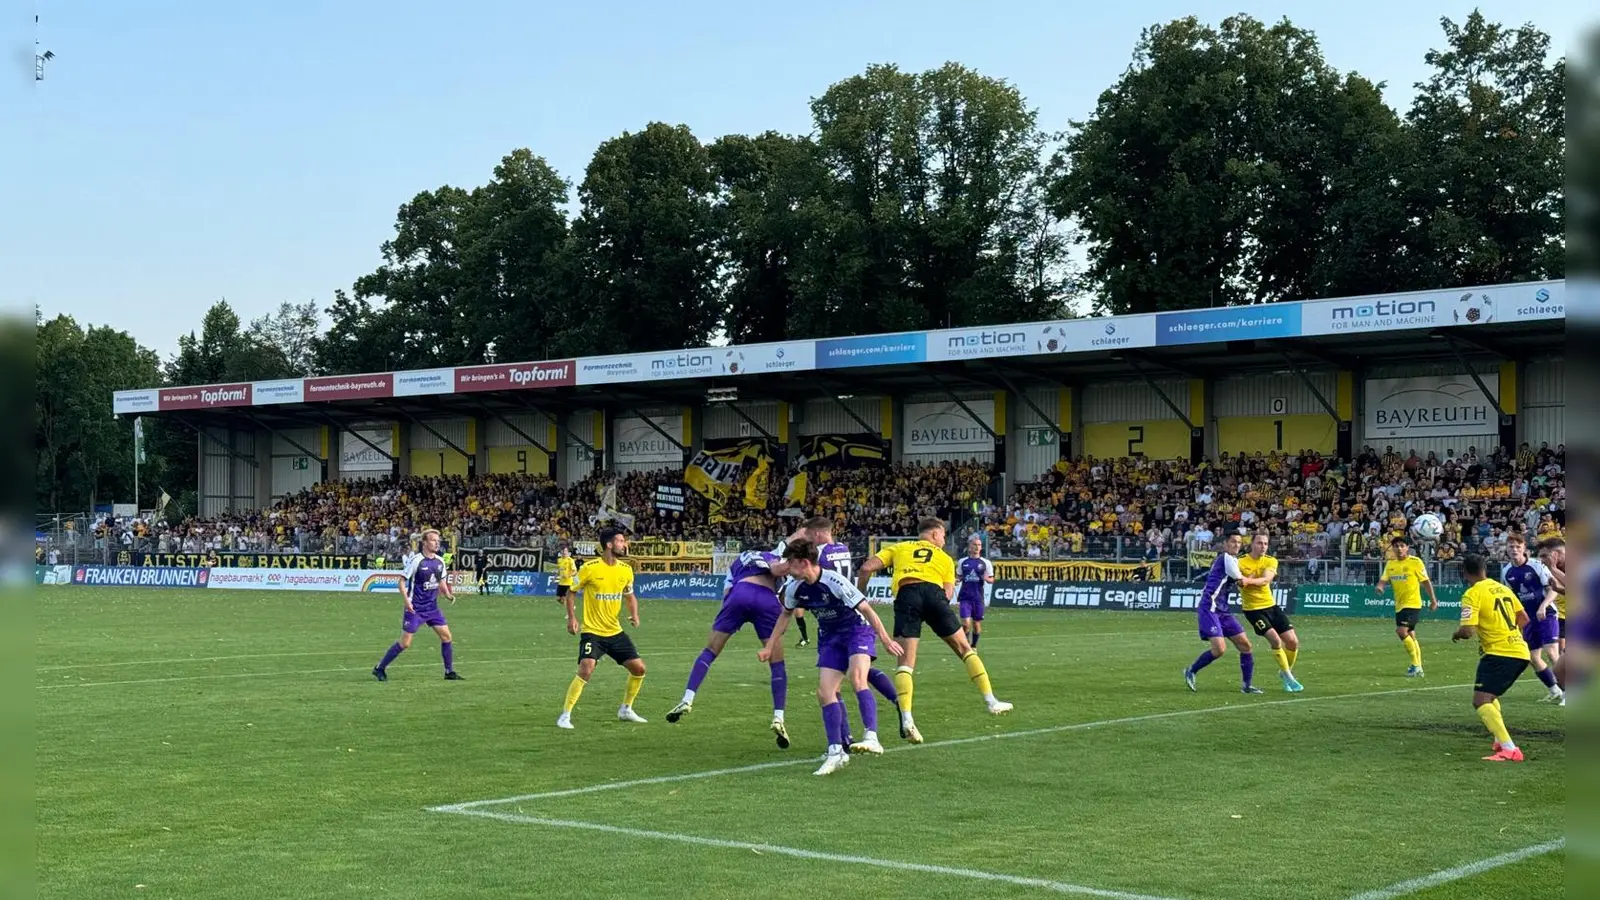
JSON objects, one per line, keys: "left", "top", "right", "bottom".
{"left": 3, "top": 0, "right": 1584, "bottom": 358}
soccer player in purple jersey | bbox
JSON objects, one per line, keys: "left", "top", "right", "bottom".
{"left": 372, "top": 529, "right": 460, "bottom": 681}
{"left": 1501, "top": 535, "right": 1563, "bottom": 703}
{"left": 665, "top": 547, "right": 798, "bottom": 747}
{"left": 1183, "top": 531, "right": 1264, "bottom": 694}
{"left": 956, "top": 536, "right": 994, "bottom": 649}
{"left": 797, "top": 517, "right": 901, "bottom": 732}
{"left": 759, "top": 539, "right": 903, "bottom": 775}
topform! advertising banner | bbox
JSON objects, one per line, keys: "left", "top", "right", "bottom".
{"left": 158, "top": 382, "right": 254, "bottom": 410}
{"left": 455, "top": 360, "right": 576, "bottom": 392}
{"left": 1299, "top": 280, "right": 1564, "bottom": 336}
{"left": 1364, "top": 374, "right": 1500, "bottom": 439}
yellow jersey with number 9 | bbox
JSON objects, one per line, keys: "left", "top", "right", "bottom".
{"left": 575, "top": 559, "right": 633, "bottom": 638}
{"left": 1459, "top": 579, "right": 1530, "bottom": 660}
{"left": 875, "top": 541, "right": 956, "bottom": 592}
{"left": 1237, "top": 554, "right": 1279, "bottom": 611}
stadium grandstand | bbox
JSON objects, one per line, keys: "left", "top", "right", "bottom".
{"left": 57, "top": 278, "right": 1565, "bottom": 589}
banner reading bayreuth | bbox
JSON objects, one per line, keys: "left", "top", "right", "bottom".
{"left": 121, "top": 551, "right": 370, "bottom": 569}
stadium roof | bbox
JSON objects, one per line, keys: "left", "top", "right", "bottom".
{"left": 113, "top": 280, "right": 1566, "bottom": 429}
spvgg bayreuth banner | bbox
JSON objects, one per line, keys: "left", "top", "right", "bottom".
{"left": 121, "top": 551, "right": 370, "bottom": 569}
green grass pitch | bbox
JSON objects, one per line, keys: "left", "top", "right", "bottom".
{"left": 38, "top": 588, "right": 1564, "bottom": 899}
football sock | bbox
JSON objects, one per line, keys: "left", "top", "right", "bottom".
{"left": 970, "top": 631, "right": 981, "bottom": 648}
{"left": 622, "top": 673, "right": 644, "bottom": 707}
{"left": 1239, "top": 652, "right": 1255, "bottom": 687}
{"left": 1273, "top": 648, "right": 1291, "bottom": 673}
{"left": 856, "top": 689, "right": 878, "bottom": 736}
{"left": 1536, "top": 667, "right": 1557, "bottom": 689}
{"left": 1403, "top": 635, "right": 1422, "bottom": 668}
{"left": 867, "top": 667, "right": 899, "bottom": 704}
{"left": 961, "top": 652, "right": 993, "bottom": 698}
{"left": 1189, "top": 651, "right": 1218, "bottom": 674}
{"left": 563, "top": 676, "right": 587, "bottom": 713}
{"left": 1286, "top": 648, "right": 1298, "bottom": 670}
{"left": 1477, "top": 702, "right": 1514, "bottom": 749}
{"left": 440, "top": 641, "right": 454, "bottom": 673}
{"left": 894, "top": 666, "right": 915, "bottom": 715}
{"left": 769, "top": 661, "right": 788, "bottom": 712}
{"left": 796, "top": 617, "right": 810, "bottom": 642}
{"left": 822, "top": 700, "right": 846, "bottom": 748}
{"left": 686, "top": 648, "right": 716, "bottom": 693}
{"left": 376, "top": 642, "right": 404, "bottom": 671}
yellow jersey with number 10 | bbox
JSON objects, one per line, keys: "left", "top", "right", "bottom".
{"left": 1237, "top": 554, "right": 1278, "bottom": 611}
{"left": 875, "top": 541, "right": 956, "bottom": 592}
{"left": 1459, "top": 579, "right": 1530, "bottom": 660}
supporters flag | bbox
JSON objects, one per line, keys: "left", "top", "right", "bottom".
{"left": 684, "top": 438, "right": 774, "bottom": 524}
{"left": 797, "top": 433, "right": 887, "bottom": 468}
{"left": 780, "top": 471, "right": 807, "bottom": 517}
{"left": 590, "top": 482, "right": 636, "bottom": 531}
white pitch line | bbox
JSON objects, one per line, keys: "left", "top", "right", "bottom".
{"left": 1346, "top": 839, "right": 1565, "bottom": 899}
{"left": 445, "top": 807, "right": 1183, "bottom": 900}
{"left": 433, "top": 683, "right": 1466, "bottom": 810}
{"left": 34, "top": 655, "right": 557, "bottom": 690}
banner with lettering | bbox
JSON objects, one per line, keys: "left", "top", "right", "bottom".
{"left": 122, "top": 551, "right": 371, "bottom": 569}
{"left": 455, "top": 546, "right": 546, "bottom": 573}
{"left": 798, "top": 433, "right": 888, "bottom": 468}
{"left": 991, "top": 560, "right": 1163, "bottom": 583}
{"left": 683, "top": 438, "right": 775, "bottom": 524}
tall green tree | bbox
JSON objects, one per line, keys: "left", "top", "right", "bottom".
{"left": 247, "top": 301, "right": 322, "bottom": 376}
{"left": 1403, "top": 12, "right": 1565, "bottom": 285}
{"left": 1050, "top": 15, "right": 1407, "bottom": 313}
{"left": 556, "top": 123, "right": 722, "bottom": 356}
{"left": 36, "top": 315, "right": 163, "bottom": 512}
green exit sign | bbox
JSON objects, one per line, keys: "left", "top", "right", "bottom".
{"left": 1025, "top": 428, "right": 1057, "bottom": 447}
{"left": 292, "top": 457, "right": 311, "bottom": 471}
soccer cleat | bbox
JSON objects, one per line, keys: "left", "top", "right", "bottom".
{"left": 797, "top": 638, "right": 809, "bottom": 648}
{"left": 665, "top": 700, "right": 693, "bottom": 723}
{"left": 900, "top": 722, "right": 923, "bottom": 744}
{"left": 556, "top": 713, "right": 574, "bottom": 730}
{"left": 1482, "top": 747, "right": 1525, "bottom": 762}
{"left": 987, "top": 699, "right": 1014, "bottom": 715}
{"left": 813, "top": 751, "right": 850, "bottom": 776}
{"left": 771, "top": 718, "right": 791, "bottom": 749}
{"left": 372, "top": 667, "right": 387, "bottom": 683}
{"left": 1405, "top": 666, "right": 1424, "bottom": 678}
{"left": 1281, "top": 673, "right": 1304, "bottom": 693}
{"left": 1185, "top": 668, "right": 1197, "bottom": 692}
{"left": 617, "top": 706, "right": 648, "bottom": 724}
{"left": 1539, "top": 689, "right": 1564, "bottom": 703}
{"left": 1242, "top": 685, "right": 1265, "bottom": 695}
{"left": 849, "top": 736, "right": 885, "bottom": 755}
{"left": 444, "top": 671, "right": 463, "bottom": 681}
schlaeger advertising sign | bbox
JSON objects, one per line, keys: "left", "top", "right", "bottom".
{"left": 925, "top": 316, "right": 1156, "bottom": 362}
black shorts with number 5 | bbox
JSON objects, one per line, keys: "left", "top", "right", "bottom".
{"left": 893, "top": 582, "right": 962, "bottom": 640}
{"left": 579, "top": 631, "right": 639, "bottom": 665}
{"left": 1474, "top": 654, "right": 1529, "bottom": 697}
{"left": 1244, "top": 606, "right": 1293, "bottom": 637}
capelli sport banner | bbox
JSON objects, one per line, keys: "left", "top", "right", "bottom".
{"left": 798, "top": 433, "right": 888, "bottom": 468}
{"left": 683, "top": 438, "right": 774, "bottom": 524}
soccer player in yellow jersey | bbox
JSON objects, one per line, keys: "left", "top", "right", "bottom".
{"left": 555, "top": 545, "right": 577, "bottom": 603}
{"left": 1376, "top": 536, "right": 1438, "bottom": 677}
{"left": 856, "top": 517, "right": 1012, "bottom": 744}
{"left": 1238, "top": 533, "right": 1303, "bottom": 693}
{"left": 1453, "top": 554, "right": 1531, "bottom": 762}
{"left": 557, "top": 527, "right": 647, "bottom": 730}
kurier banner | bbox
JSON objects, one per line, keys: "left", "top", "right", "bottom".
{"left": 1292, "top": 584, "right": 1465, "bottom": 620}
{"left": 992, "top": 560, "right": 1163, "bottom": 583}
{"left": 122, "top": 551, "right": 370, "bottom": 569}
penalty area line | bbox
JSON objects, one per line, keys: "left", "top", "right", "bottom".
{"left": 439, "top": 806, "right": 1183, "bottom": 900}
{"left": 434, "top": 682, "right": 1466, "bottom": 810}
{"left": 1346, "top": 839, "right": 1565, "bottom": 900}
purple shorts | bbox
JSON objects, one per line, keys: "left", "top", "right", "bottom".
{"left": 711, "top": 581, "right": 781, "bottom": 641}
{"left": 403, "top": 608, "right": 447, "bottom": 633}
{"left": 816, "top": 625, "right": 876, "bottom": 672}
{"left": 1522, "top": 614, "right": 1560, "bottom": 648}
{"left": 958, "top": 595, "right": 985, "bottom": 621}
{"left": 1198, "top": 609, "right": 1244, "bottom": 641}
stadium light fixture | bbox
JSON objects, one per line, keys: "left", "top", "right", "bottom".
{"left": 706, "top": 387, "right": 739, "bottom": 404}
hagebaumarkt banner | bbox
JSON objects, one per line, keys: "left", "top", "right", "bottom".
{"left": 992, "top": 560, "right": 1163, "bottom": 583}
{"left": 1292, "top": 584, "right": 1465, "bottom": 619}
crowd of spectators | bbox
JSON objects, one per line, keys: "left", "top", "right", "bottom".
{"left": 54, "top": 442, "right": 1563, "bottom": 570}
{"left": 983, "top": 442, "right": 1566, "bottom": 564}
